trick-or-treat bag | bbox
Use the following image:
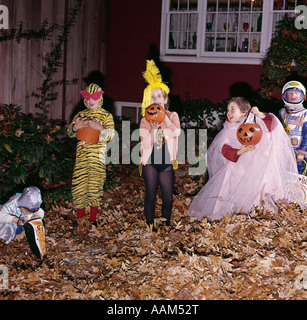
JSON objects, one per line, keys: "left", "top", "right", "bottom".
{"left": 24, "top": 218, "right": 46, "bottom": 259}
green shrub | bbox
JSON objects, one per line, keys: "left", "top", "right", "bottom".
{"left": 261, "top": 15, "right": 307, "bottom": 97}
{"left": 0, "top": 104, "right": 75, "bottom": 202}
{"left": 180, "top": 95, "right": 227, "bottom": 129}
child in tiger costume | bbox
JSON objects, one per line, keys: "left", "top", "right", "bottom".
{"left": 67, "top": 83, "right": 114, "bottom": 226}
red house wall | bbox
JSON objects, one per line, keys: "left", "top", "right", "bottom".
{"left": 107, "top": 0, "right": 263, "bottom": 107}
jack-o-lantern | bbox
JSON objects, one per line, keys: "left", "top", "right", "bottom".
{"left": 77, "top": 126, "right": 100, "bottom": 144}
{"left": 76, "top": 118, "right": 100, "bottom": 144}
{"left": 237, "top": 114, "right": 262, "bottom": 146}
{"left": 145, "top": 104, "right": 166, "bottom": 124}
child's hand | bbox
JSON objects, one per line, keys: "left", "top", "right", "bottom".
{"left": 237, "top": 145, "right": 255, "bottom": 156}
{"left": 73, "top": 117, "right": 89, "bottom": 131}
{"left": 12, "top": 217, "right": 19, "bottom": 224}
{"left": 12, "top": 217, "right": 24, "bottom": 225}
{"left": 297, "top": 153, "right": 305, "bottom": 163}
{"left": 251, "top": 106, "right": 265, "bottom": 119}
{"left": 88, "top": 120, "right": 106, "bottom": 132}
{"left": 150, "top": 122, "right": 160, "bottom": 130}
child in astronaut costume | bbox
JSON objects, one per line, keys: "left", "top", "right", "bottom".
{"left": 0, "top": 186, "right": 44, "bottom": 244}
{"left": 278, "top": 81, "right": 307, "bottom": 173}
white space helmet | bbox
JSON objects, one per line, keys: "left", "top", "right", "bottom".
{"left": 18, "top": 186, "right": 42, "bottom": 210}
{"left": 282, "top": 81, "right": 306, "bottom": 108}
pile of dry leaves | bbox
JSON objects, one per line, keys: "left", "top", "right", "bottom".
{"left": 0, "top": 164, "right": 306, "bottom": 300}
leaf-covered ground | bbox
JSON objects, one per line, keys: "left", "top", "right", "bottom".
{"left": 0, "top": 164, "right": 306, "bottom": 300}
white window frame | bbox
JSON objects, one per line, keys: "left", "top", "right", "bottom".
{"left": 160, "top": 0, "right": 298, "bottom": 65}
{"left": 114, "top": 101, "right": 142, "bottom": 123}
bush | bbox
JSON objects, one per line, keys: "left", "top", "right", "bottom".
{"left": 0, "top": 104, "right": 75, "bottom": 202}
{"left": 0, "top": 104, "right": 122, "bottom": 204}
{"left": 260, "top": 15, "right": 307, "bottom": 96}
{"left": 180, "top": 95, "right": 227, "bottom": 129}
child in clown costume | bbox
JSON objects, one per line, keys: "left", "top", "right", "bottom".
{"left": 67, "top": 84, "right": 114, "bottom": 226}
{"left": 188, "top": 97, "right": 305, "bottom": 222}
{"left": 278, "top": 81, "right": 307, "bottom": 174}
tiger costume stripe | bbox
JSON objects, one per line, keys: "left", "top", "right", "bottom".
{"left": 67, "top": 84, "right": 114, "bottom": 209}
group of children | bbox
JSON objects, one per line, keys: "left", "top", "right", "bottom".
{"left": 1, "top": 61, "right": 306, "bottom": 250}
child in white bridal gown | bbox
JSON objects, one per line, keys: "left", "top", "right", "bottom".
{"left": 188, "top": 97, "right": 305, "bottom": 221}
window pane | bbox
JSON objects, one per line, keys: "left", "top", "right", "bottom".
{"left": 252, "top": 0, "right": 263, "bottom": 11}
{"left": 170, "top": 0, "right": 178, "bottom": 11}
{"left": 289, "top": 0, "right": 299, "bottom": 9}
{"left": 204, "top": 0, "right": 262, "bottom": 53}
{"left": 229, "top": 0, "right": 239, "bottom": 11}
{"left": 241, "top": 0, "right": 252, "bottom": 11}
{"left": 273, "top": 0, "right": 298, "bottom": 10}
{"left": 167, "top": 0, "right": 198, "bottom": 51}
{"left": 207, "top": 0, "right": 217, "bottom": 11}
{"left": 170, "top": 0, "right": 198, "bottom": 11}
{"left": 274, "top": 0, "right": 284, "bottom": 10}
{"left": 168, "top": 11, "right": 198, "bottom": 50}
{"left": 179, "top": 0, "right": 188, "bottom": 10}
{"left": 189, "top": 0, "right": 198, "bottom": 10}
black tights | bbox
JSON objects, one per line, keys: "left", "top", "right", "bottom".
{"left": 142, "top": 164, "right": 174, "bottom": 225}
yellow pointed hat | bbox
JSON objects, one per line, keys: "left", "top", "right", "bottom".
{"left": 80, "top": 83, "right": 104, "bottom": 108}
{"left": 141, "top": 60, "right": 170, "bottom": 116}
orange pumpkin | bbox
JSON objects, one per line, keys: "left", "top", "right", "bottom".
{"left": 237, "top": 122, "right": 262, "bottom": 146}
{"left": 145, "top": 104, "right": 166, "bottom": 124}
{"left": 77, "top": 126, "right": 100, "bottom": 144}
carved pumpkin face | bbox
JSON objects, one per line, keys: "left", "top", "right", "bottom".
{"left": 237, "top": 123, "right": 262, "bottom": 146}
{"left": 145, "top": 104, "right": 166, "bottom": 124}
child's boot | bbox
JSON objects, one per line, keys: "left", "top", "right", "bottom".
{"left": 90, "top": 206, "right": 98, "bottom": 226}
{"left": 73, "top": 208, "right": 86, "bottom": 227}
{"left": 77, "top": 208, "right": 85, "bottom": 218}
